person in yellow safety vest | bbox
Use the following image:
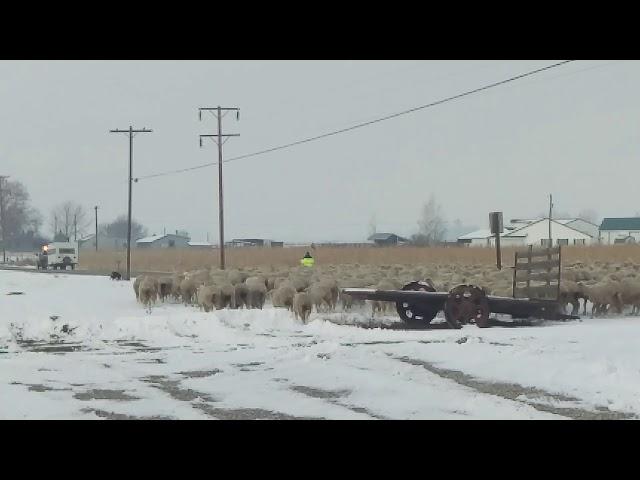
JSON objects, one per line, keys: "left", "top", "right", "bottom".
{"left": 300, "top": 251, "right": 315, "bottom": 267}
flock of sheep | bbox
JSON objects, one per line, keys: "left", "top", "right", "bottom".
{"left": 132, "top": 266, "right": 340, "bottom": 322}
{"left": 131, "top": 260, "right": 640, "bottom": 320}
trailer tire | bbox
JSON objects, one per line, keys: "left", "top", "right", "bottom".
{"left": 444, "top": 284, "right": 490, "bottom": 329}
{"left": 396, "top": 281, "right": 439, "bottom": 327}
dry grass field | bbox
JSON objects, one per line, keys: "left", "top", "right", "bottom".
{"left": 77, "top": 244, "right": 640, "bottom": 274}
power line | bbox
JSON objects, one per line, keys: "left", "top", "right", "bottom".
{"left": 136, "top": 60, "right": 576, "bottom": 181}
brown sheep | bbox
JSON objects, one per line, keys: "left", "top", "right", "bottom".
{"left": 133, "top": 275, "right": 146, "bottom": 301}
{"left": 170, "top": 273, "right": 185, "bottom": 301}
{"left": 618, "top": 279, "right": 640, "bottom": 315}
{"left": 272, "top": 285, "right": 296, "bottom": 311}
{"left": 246, "top": 276, "right": 267, "bottom": 289}
{"left": 247, "top": 282, "right": 267, "bottom": 309}
{"left": 218, "top": 283, "right": 237, "bottom": 309}
{"left": 318, "top": 278, "right": 339, "bottom": 307}
{"left": 370, "top": 279, "right": 396, "bottom": 316}
{"left": 306, "top": 284, "right": 334, "bottom": 313}
{"left": 293, "top": 292, "right": 312, "bottom": 323}
{"left": 585, "top": 283, "right": 623, "bottom": 317}
{"left": 180, "top": 277, "right": 199, "bottom": 305}
{"left": 290, "top": 276, "right": 310, "bottom": 293}
{"left": 226, "top": 269, "right": 245, "bottom": 286}
{"left": 139, "top": 277, "right": 158, "bottom": 311}
{"left": 196, "top": 285, "right": 218, "bottom": 312}
{"left": 234, "top": 283, "right": 249, "bottom": 309}
{"left": 157, "top": 276, "right": 173, "bottom": 303}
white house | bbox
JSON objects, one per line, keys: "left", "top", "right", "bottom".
{"left": 136, "top": 233, "right": 191, "bottom": 249}
{"left": 599, "top": 218, "right": 640, "bottom": 245}
{"left": 490, "top": 218, "right": 594, "bottom": 247}
{"left": 458, "top": 217, "right": 595, "bottom": 247}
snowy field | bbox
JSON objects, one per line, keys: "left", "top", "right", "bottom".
{"left": 1, "top": 269, "right": 639, "bottom": 420}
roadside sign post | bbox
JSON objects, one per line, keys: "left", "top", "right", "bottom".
{"left": 490, "top": 212, "right": 503, "bottom": 270}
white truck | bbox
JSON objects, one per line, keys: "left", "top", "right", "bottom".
{"left": 36, "top": 242, "right": 79, "bottom": 270}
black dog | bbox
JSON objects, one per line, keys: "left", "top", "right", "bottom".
{"left": 110, "top": 271, "right": 122, "bottom": 281}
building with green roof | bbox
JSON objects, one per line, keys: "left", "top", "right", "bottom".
{"left": 599, "top": 218, "right": 640, "bottom": 244}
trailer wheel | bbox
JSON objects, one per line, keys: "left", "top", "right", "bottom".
{"left": 444, "top": 285, "right": 490, "bottom": 329}
{"left": 396, "top": 281, "right": 439, "bottom": 326}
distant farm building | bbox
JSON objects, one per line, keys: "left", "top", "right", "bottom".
{"left": 78, "top": 234, "right": 129, "bottom": 251}
{"left": 136, "top": 232, "right": 190, "bottom": 249}
{"left": 599, "top": 218, "right": 640, "bottom": 245}
{"left": 367, "top": 233, "right": 409, "bottom": 247}
{"left": 458, "top": 218, "right": 596, "bottom": 247}
{"left": 228, "top": 239, "right": 284, "bottom": 248}
{"left": 187, "top": 241, "right": 214, "bottom": 249}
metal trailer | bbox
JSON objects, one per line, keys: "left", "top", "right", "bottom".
{"left": 342, "top": 246, "right": 578, "bottom": 329}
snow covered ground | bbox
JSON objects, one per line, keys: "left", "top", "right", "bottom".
{"left": 1, "top": 269, "right": 639, "bottom": 420}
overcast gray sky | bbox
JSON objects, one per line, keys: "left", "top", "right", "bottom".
{"left": 0, "top": 60, "right": 637, "bottom": 243}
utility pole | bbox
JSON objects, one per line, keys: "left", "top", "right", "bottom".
{"left": 74, "top": 214, "right": 77, "bottom": 241}
{"left": 110, "top": 126, "right": 152, "bottom": 280}
{"left": 199, "top": 106, "right": 240, "bottom": 270}
{"left": 548, "top": 194, "right": 553, "bottom": 248}
{"left": 94, "top": 206, "right": 99, "bottom": 251}
{"left": 0, "top": 175, "right": 9, "bottom": 263}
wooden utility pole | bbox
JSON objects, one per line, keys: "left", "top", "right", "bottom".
{"left": 548, "top": 194, "right": 553, "bottom": 248}
{"left": 94, "top": 206, "right": 99, "bottom": 251}
{"left": 199, "top": 106, "right": 240, "bottom": 270}
{"left": 110, "top": 126, "right": 153, "bottom": 280}
{"left": 74, "top": 214, "right": 77, "bottom": 241}
{"left": 0, "top": 176, "right": 9, "bottom": 263}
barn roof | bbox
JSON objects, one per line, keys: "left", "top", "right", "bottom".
{"left": 188, "top": 241, "right": 213, "bottom": 247}
{"left": 457, "top": 229, "right": 493, "bottom": 240}
{"left": 600, "top": 218, "right": 640, "bottom": 231}
{"left": 136, "top": 234, "right": 165, "bottom": 244}
{"left": 367, "top": 233, "right": 409, "bottom": 242}
{"left": 506, "top": 218, "right": 593, "bottom": 238}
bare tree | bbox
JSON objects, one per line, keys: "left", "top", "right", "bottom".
{"left": 0, "top": 181, "right": 42, "bottom": 245}
{"left": 100, "top": 215, "right": 148, "bottom": 240}
{"left": 367, "top": 214, "right": 377, "bottom": 239}
{"left": 577, "top": 208, "right": 599, "bottom": 224}
{"left": 0, "top": 179, "right": 45, "bottom": 250}
{"left": 50, "top": 202, "right": 91, "bottom": 240}
{"left": 413, "top": 195, "right": 447, "bottom": 245}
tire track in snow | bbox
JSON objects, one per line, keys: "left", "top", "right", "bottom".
{"left": 141, "top": 374, "right": 321, "bottom": 420}
{"left": 288, "top": 385, "right": 388, "bottom": 420}
{"left": 392, "top": 355, "right": 637, "bottom": 420}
